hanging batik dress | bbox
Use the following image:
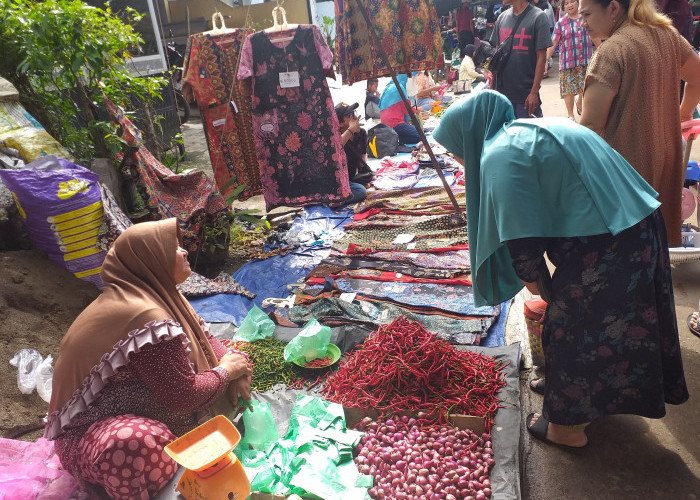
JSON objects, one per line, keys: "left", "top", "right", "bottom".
{"left": 182, "top": 29, "right": 262, "bottom": 200}
{"left": 335, "top": 0, "right": 445, "bottom": 84}
{"left": 238, "top": 25, "right": 350, "bottom": 211}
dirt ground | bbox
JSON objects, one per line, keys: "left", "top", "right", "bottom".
{"left": 0, "top": 250, "right": 100, "bottom": 441}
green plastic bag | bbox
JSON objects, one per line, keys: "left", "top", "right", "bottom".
{"left": 236, "top": 399, "right": 279, "bottom": 453}
{"left": 234, "top": 305, "right": 275, "bottom": 341}
{"left": 283, "top": 319, "right": 331, "bottom": 363}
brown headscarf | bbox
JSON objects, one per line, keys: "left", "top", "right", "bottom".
{"left": 49, "top": 218, "right": 219, "bottom": 414}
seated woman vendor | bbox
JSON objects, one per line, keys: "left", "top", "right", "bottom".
{"left": 45, "top": 219, "right": 252, "bottom": 499}
{"left": 379, "top": 74, "right": 421, "bottom": 145}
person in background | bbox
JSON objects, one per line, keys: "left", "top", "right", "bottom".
{"left": 459, "top": 44, "right": 487, "bottom": 92}
{"left": 336, "top": 102, "right": 371, "bottom": 204}
{"left": 656, "top": 0, "right": 693, "bottom": 41}
{"left": 489, "top": 0, "right": 552, "bottom": 117}
{"left": 415, "top": 71, "right": 443, "bottom": 110}
{"left": 533, "top": 0, "right": 557, "bottom": 77}
{"left": 546, "top": 0, "right": 593, "bottom": 120}
{"left": 456, "top": 1, "right": 476, "bottom": 55}
{"left": 365, "top": 78, "right": 381, "bottom": 120}
{"left": 579, "top": 0, "right": 700, "bottom": 247}
{"left": 45, "top": 219, "right": 253, "bottom": 499}
{"left": 379, "top": 74, "right": 421, "bottom": 145}
{"left": 433, "top": 90, "right": 688, "bottom": 450}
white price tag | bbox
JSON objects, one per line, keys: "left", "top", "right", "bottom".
{"left": 339, "top": 292, "right": 356, "bottom": 303}
{"left": 407, "top": 242, "right": 417, "bottom": 250}
{"left": 279, "top": 71, "right": 300, "bottom": 88}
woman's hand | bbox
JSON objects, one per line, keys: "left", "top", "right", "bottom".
{"left": 227, "top": 375, "right": 252, "bottom": 404}
{"left": 218, "top": 352, "right": 252, "bottom": 381}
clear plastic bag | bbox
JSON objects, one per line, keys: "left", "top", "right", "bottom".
{"left": 35, "top": 355, "right": 53, "bottom": 403}
{"left": 9, "top": 349, "right": 43, "bottom": 395}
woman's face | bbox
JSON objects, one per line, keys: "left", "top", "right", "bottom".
{"left": 564, "top": 0, "right": 579, "bottom": 16}
{"left": 173, "top": 246, "right": 191, "bottom": 284}
{"left": 579, "top": 0, "right": 619, "bottom": 39}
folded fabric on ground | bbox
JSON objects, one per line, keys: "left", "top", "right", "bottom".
{"left": 333, "top": 213, "right": 467, "bottom": 252}
{"left": 372, "top": 173, "right": 419, "bottom": 191}
{"left": 177, "top": 271, "right": 255, "bottom": 299}
{"left": 318, "top": 254, "right": 470, "bottom": 277}
{"left": 354, "top": 186, "right": 466, "bottom": 217}
{"left": 288, "top": 297, "right": 490, "bottom": 345}
{"left": 376, "top": 158, "right": 419, "bottom": 176}
{"left": 414, "top": 169, "right": 456, "bottom": 188}
{"left": 328, "top": 248, "right": 471, "bottom": 270}
{"left": 333, "top": 278, "right": 499, "bottom": 317}
{"left": 306, "top": 266, "right": 471, "bottom": 286}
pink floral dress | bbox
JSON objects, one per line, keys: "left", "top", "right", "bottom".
{"left": 238, "top": 25, "right": 350, "bottom": 211}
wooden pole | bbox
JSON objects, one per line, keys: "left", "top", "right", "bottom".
{"left": 352, "top": 0, "right": 463, "bottom": 216}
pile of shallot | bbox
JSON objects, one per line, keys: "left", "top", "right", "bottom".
{"left": 355, "top": 415, "right": 494, "bottom": 500}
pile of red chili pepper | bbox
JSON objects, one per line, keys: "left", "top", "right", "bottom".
{"left": 321, "top": 317, "right": 507, "bottom": 431}
{"left": 305, "top": 355, "right": 333, "bottom": 368}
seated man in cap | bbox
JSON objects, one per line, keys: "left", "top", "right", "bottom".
{"left": 335, "top": 102, "right": 373, "bottom": 204}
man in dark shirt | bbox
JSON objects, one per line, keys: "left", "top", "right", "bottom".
{"left": 335, "top": 102, "right": 373, "bottom": 204}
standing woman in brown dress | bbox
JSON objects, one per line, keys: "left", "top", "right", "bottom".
{"left": 579, "top": 0, "right": 700, "bottom": 246}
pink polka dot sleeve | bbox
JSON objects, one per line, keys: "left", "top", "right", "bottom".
{"left": 129, "top": 338, "right": 229, "bottom": 413}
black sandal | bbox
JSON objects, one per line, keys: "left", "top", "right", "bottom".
{"left": 526, "top": 413, "right": 588, "bottom": 451}
{"left": 529, "top": 378, "right": 545, "bottom": 395}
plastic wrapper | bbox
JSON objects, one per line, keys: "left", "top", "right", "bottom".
{"left": 234, "top": 305, "right": 275, "bottom": 341}
{"left": 236, "top": 399, "right": 279, "bottom": 452}
{"left": 243, "top": 395, "right": 370, "bottom": 500}
{"left": 35, "top": 355, "right": 53, "bottom": 403}
{"left": 0, "top": 437, "right": 84, "bottom": 500}
{"left": 283, "top": 319, "right": 331, "bottom": 363}
{"left": 9, "top": 349, "right": 43, "bottom": 394}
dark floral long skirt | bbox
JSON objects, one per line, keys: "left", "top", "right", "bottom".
{"left": 506, "top": 209, "right": 688, "bottom": 425}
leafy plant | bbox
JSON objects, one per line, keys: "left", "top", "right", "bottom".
{"left": 0, "top": 0, "right": 165, "bottom": 163}
{"left": 160, "top": 133, "right": 186, "bottom": 173}
{"left": 318, "top": 15, "right": 336, "bottom": 57}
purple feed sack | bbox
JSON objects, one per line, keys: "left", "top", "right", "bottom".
{"left": 0, "top": 157, "right": 107, "bottom": 288}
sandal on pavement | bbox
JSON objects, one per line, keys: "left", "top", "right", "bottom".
{"left": 687, "top": 313, "right": 700, "bottom": 339}
{"left": 529, "top": 378, "right": 545, "bottom": 395}
{"left": 526, "top": 413, "right": 588, "bottom": 451}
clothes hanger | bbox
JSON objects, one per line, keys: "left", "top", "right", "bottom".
{"left": 202, "top": 12, "right": 235, "bottom": 35}
{"left": 264, "top": 6, "right": 298, "bottom": 42}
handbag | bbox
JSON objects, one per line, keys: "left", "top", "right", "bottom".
{"left": 488, "top": 6, "right": 530, "bottom": 77}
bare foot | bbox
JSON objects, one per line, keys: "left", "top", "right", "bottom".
{"left": 568, "top": 115, "right": 576, "bottom": 122}
{"left": 691, "top": 312, "right": 698, "bottom": 330}
{"left": 528, "top": 413, "right": 588, "bottom": 448}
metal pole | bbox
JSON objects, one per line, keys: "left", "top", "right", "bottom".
{"left": 352, "top": 0, "right": 463, "bottom": 216}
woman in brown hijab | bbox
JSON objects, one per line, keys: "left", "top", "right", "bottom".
{"left": 45, "top": 219, "right": 252, "bottom": 499}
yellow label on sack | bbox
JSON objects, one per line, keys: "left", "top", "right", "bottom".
{"left": 11, "top": 192, "right": 26, "bottom": 219}
{"left": 56, "top": 179, "right": 90, "bottom": 200}
{"left": 47, "top": 200, "right": 102, "bottom": 223}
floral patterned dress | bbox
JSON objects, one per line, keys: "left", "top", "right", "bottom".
{"left": 335, "top": 0, "right": 445, "bottom": 84}
{"left": 506, "top": 210, "right": 689, "bottom": 425}
{"left": 182, "top": 29, "right": 262, "bottom": 200}
{"left": 238, "top": 26, "right": 350, "bottom": 211}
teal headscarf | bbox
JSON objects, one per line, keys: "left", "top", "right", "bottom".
{"left": 378, "top": 74, "right": 409, "bottom": 110}
{"left": 433, "top": 90, "right": 660, "bottom": 306}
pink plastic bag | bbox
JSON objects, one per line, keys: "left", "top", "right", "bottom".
{"left": 0, "top": 437, "right": 84, "bottom": 500}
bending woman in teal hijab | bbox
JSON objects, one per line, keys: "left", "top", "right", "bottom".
{"left": 379, "top": 74, "right": 421, "bottom": 145}
{"left": 433, "top": 90, "right": 688, "bottom": 449}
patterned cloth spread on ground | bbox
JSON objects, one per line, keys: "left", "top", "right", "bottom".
{"left": 177, "top": 271, "right": 255, "bottom": 299}
{"left": 333, "top": 213, "right": 467, "bottom": 252}
{"left": 238, "top": 25, "right": 350, "bottom": 211}
{"left": 354, "top": 186, "right": 466, "bottom": 218}
{"left": 288, "top": 297, "right": 490, "bottom": 345}
{"left": 105, "top": 98, "right": 228, "bottom": 252}
{"left": 182, "top": 29, "right": 262, "bottom": 200}
{"left": 319, "top": 254, "right": 469, "bottom": 276}
{"left": 335, "top": 0, "right": 445, "bottom": 84}
{"left": 333, "top": 277, "right": 499, "bottom": 317}
{"left": 307, "top": 262, "right": 471, "bottom": 283}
